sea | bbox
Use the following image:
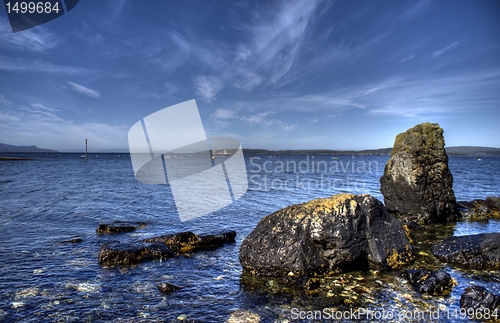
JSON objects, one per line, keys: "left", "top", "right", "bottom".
{"left": 0, "top": 153, "right": 499, "bottom": 322}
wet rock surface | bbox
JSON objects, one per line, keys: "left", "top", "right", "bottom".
{"left": 432, "top": 233, "right": 500, "bottom": 269}
{"left": 457, "top": 196, "right": 500, "bottom": 221}
{"left": 460, "top": 286, "right": 500, "bottom": 313}
{"left": 96, "top": 221, "right": 146, "bottom": 234}
{"left": 380, "top": 122, "right": 458, "bottom": 224}
{"left": 98, "top": 230, "right": 236, "bottom": 266}
{"left": 403, "top": 269, "right": 455, "bottom": 295}
{"left": 157, "top": 282, "right": 182, "bottom": 294}
{"left": 226, "top": 310, "right": 261, "bottom": 323}
{"left": 239, "top": 193, "right": 413, "bottom": 277}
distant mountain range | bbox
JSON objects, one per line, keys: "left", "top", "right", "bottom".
{"left": 1, "top": 143, "right": 499, "bottom": 156}
{"left": 0, "top": 143, "right": 58, "bottom": 153}
{"left": 244, "top": 146, "right": 500, "bottom": 157}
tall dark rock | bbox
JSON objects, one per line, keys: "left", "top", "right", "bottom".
{"left": 380, "top": 122, "right": 458, "bottom": 224}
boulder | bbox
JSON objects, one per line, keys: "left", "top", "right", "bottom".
{"left": 98, "top": 230, "right": 236, "bottom": 266}
{"left": 460, "top": 286, "right": 500, "bottom": 314}
{"left": 226, "top": 310, "right": 261, "bottom": 323}
{"left": 239, "top": 194, "right": 413, "bottom": 277}
{"left": 157, "top": 282, "right": 182, "bottom": 294}
{"left": 380, "top": 122, "right": 458, "bottom": 223}
{"left": 96, "top": 221, "right": 146, "bottom": 234}
{"left": 432, "top": 233, "right": 500, "bottom": 269}
{"left": 403, "top": 269, "right": 455, "bottom": 295}
{"left": 457, "top": 197, "right": 500, "bottom": 221}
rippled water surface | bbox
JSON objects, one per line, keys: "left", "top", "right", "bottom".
{"left": 0, "top": 154, "right": 499, "bottom": 322}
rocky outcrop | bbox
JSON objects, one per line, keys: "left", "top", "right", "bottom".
{"left": 457, "top": 197, "right": 500, "bottom": 221}
{"left": 157, "top": 282, "right": 182, "bottom": 294}
{"left": 98, "top": 230, "right": 236, "bottom": 266}
{"left": 227, "top": 310, "right": 261, "bottom": 323}
{"left": 239, "top": 194, "right": 413, "bottom": 278}
{"left": 432, "top": 233, "right": 500, "bottom": 269}
{"left": 380, "top": 122, "right": 458, "bottom": 224}
{"left": 96, "top": 221, "right": 146, "bottom": 234}
{"left": 460, "top": 286, "right": 500, "bottom": 314}
{"left": 403, "top": 269, "right": 455, "bottom": 295}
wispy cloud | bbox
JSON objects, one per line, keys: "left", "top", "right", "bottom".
{"left": 398, "top": 0, "right": 432, "bottom": 20}
{"left": 401, "top": 54, "right": 415, "bottom": 63}
{"left": 432, "top": 41, "right": 462, "bottom": 58}
{"left": 0, "top": 56, "right": 97, "bottom": 75}
{"left": 67, "top": 81, "right": 101, "bottom": 98}
{"left": 194, "top": 75, "right": 223, "bottom": 102}
{"left": 0, "top": 19, "right": 62, "bottom": 52}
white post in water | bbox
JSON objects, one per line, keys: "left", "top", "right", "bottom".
{"left": 85, "top": 139, "right": 88, "bottom": 160}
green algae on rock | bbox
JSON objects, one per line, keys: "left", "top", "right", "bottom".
{"left": 239, "top": 194, "right": 414, "bottom": 278}
{"left": 380, "top": 122, "right": 459, "bottom": 224}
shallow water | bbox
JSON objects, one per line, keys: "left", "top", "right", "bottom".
{"left": 0, "top": 153, "right": 499, "bottom": 322}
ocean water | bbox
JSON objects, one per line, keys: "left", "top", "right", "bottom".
{"left": 0, "top": 153, "right": 499, "bottom": 322}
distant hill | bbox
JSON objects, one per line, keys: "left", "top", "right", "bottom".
{"left": 445, "top": 146, "right": 500, "bottom": 156}
{"left": 243, "top": 146, "right": 500, "bottom": 156}
{"left": 0, "top": 143, "right": 58, "bottom": 153}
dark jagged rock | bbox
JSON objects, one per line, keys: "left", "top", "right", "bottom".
{"left": 432, "top": 233, "right": 500, "bottom": 269}
{"left": 98, "top": 231, "right": 236, "bottom": 266}
{"left": 157, "top": 282, "right": 182, "bottom": 294}
{"left": 403, "top": 269, "right": 455, "bottom": 295}
{"left": 96, "top": 221, "right": 146, "bottom": 234}
{"left": 380, "top": 122, "right": 458, "bottom": 224}
{"left": 457, "top": 197, "right": 500, "bottom": 221}
{"left": 98, "top": 241, "right": 174, "bottom": 266}
{"left": 460, "top": 286, "right": 500, "bottom": 314}
{"left": 239, "top": 194, "right": 413, "bottom": 278}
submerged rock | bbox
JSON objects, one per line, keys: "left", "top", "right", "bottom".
{"left": 157, "top": 282, "right": 182, "bottom": 294}
{"left": 403, "top": 269, "right": 455, "bottom": 295}
{"left": 226, "top": 310, "right": 261, "bottom": 323}
{"left": 432, "top": 233, "right": 500, "bottom": 269}
{"left": 380, "top": 122, "right": 458, "bottom": 224}
{"left": 98, "top": 230, "right": 236, "bottom": 266}
{"left": 239, "top": 194, "right": 413, "bottom": 278}
{"left": 457, "top": 196, "right": 500, "bottom": 221}
{"left": 460, "top": 286, "right": 500, "bottom": 314}
{"left": 96, "top": 221, "right": 146, "bottom": 234}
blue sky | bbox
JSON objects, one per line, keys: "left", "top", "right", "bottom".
{"left": 0, "top": 0, "right": 499, "bottom": 151}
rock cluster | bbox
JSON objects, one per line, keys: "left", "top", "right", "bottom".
{"left": 403, "top": 269, "right": 455, "bottom": 295}
{"left": 239, "top": 194, "right": 413, "bottom": 277}
{"left": 457, "top": 197, "right": 500, "bottom": 221}
{"left": 432, "top": 233, "right": 500, "bottom": 269}
{"left": 380, "top": 122, "right": 458, "bottom": 223}
{"left": 98, "top": 231, "right": 236, "bottom": 266}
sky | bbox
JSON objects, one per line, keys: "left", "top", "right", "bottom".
{"left": 0, "top": 0, "right": 499, "bottom": 152}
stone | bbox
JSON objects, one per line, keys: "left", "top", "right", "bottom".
{"left": 432, "top": 233, "right": 500, "bottom": 269}
{"left": 96, "top": 221, "right": 146, "bottom": 234}
{"left": 380, "top": 122, "right": 458, "bottom": 223}
{"left": 239, "top": 194, "right": 413, "bottom": 278}
{"left": 98, "top": 230, "right": 236, "bottom": 266}
{"left": 460, "top": 286, "right": 500, "bottom": 314}
{"left": 457, "top": 197, "right": 500, "bottom": 221}
{"left": 157, "top": 282, "right": 182, "bottom": 294}
{"left": 226, "top": 310, "right": 261, "bottom": 323}
{"left": 403, "top": 269, "right": 455, "bottom": 295}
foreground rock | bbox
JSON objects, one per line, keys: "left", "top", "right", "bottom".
{"left": 239, "top": 194, "right": 413, "bottom": 278}
{"left": 457, "top": 197, "right": 500, "bottom": 221}
{"left": 403, "top": 269, "right": 455, "bottom": 295}
{"left": 96, "top": 221, "right": 146, "bottom": 234}
{"left": 432, "top": 233, "right": 500, "bottom": 269}
{"left": 380, "top": 122, "right": 458, "bottom": 224}
{"left": 227, "top": 310, "right": 261, "bottom": 323}
{"left": 98, "top": 231, "right": 236, "bottom": 266}
{"left": 460, "top": 286, "right": 500, "bottom": 314}
{"left": 157, "top": 282, "right": 182, "bottom": 294}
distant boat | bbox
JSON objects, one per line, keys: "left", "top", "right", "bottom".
{"left": 478, "top": 158, "right": 482, "bottom": 161}
{"left": 214, "top": 149, "right": 230, "bottom": 157}
{"left": 164, "top": 155, "right": 172, "bottom": 158}
{"left": 80, "top": 155, "right": 86, "bottom": 158}
{"left": 331, "top": 157, "right": 339, "bottom": 160}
